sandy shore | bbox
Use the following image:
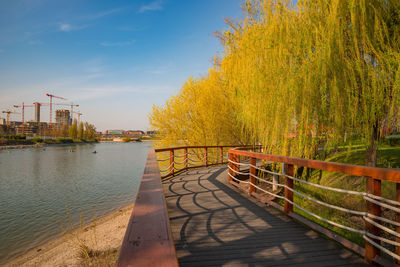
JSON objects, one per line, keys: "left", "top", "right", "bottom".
{"left": 4, "top": 203, "right": 134, "bottom": 267}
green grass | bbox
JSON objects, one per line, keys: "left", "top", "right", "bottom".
{"left": 269, "top": 145, "right": 400, "bottom": 247}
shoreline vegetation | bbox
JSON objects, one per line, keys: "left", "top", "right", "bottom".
{"left": 4, "top": 203, "right": 134, "bottom": 267}
{"left": 0, "top": 138, "right": 99, "bottom": 149}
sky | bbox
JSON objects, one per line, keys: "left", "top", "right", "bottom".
{"left": 0, "top": 0, "right": 244, "bottom": 131}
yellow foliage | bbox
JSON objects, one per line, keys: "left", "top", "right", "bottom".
{"left": 150, "top": 0, "right": 400, "bottom": 161}
{"left": 149, "top": 68, "right": 245, "bottom": 148}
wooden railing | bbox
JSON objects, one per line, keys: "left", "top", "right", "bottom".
{"left": 155, "top": 145, "right": 253, "bottom": 179}
{"left": 117, "top": 149, "right": 178, "bottom": 267}
{"left": 228, "top": 147, "right": 400, "bottom": 265}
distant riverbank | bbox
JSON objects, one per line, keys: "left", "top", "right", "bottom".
{"left": 0, "top": 139, "right": 98, "bottom": 149}
{"left": 4, "top": 203, "right": 133, "bottom": 267}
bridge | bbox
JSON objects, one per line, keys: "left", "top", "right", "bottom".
{"left": 117, "top": 146, "right": 400, "bottom": 266}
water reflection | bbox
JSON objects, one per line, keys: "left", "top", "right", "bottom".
{"left": 0, "top": 142, "right": 150, "bottom": 264}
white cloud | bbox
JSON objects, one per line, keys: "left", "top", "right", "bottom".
{"left": 100, "top": 40, "right": 135, "bottom": 47}
{"left": 138, "top": 0, "right": 163, "bottom": 13}
{"left": 59, "top": 23, "right": 72, "bottom": 32}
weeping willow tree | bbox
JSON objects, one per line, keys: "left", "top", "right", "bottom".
{"left": 150, "top": 0, "right": 400, "bottom": 166}
{"left": 149, "top": 67, "right": 246, "bottom": 147}
{"left": 220, "top": 0, "right": 400, "bottom": 165}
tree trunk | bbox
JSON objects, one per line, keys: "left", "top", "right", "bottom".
{"left": 365, "top": 123, "right": 379, "bottom": 167}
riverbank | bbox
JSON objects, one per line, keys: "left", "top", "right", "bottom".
{"left": 4, "top": 203, "right": 133, "bottom": 267}
{"left": 0, "top": 141, "right": 98, "bottom": 150}
{"left": 0, "top": 143, "right": 43, "bottom": 150}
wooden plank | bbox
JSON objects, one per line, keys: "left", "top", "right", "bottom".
{"left": 284, "top": 163, "right": 294, "bottom": 214}
{"left": 170, "top": 149, "right": 174, "bottom": 177}
{"left": 230, "top": 149, "right": 400, "bottom": 182}
{"left": 164, "top": 166, "right": 369, "bottom": 266}
{"left": 397, "top": 183, "right": 400, "bottom": 264}
{"left": 117, "top": 149, "right": 178, "bottom": 267}
{"left": 249, "top": 157, "right": 256, "bottom": 195}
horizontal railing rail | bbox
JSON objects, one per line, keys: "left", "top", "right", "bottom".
{"left": 117, "top": 149, "right": 178, "bottom": 267}
{"left": 155, "top": 145, "right": 257, "bottom": 179}
{"left": 228, "top": 148, "right": 400, "bottom": 265}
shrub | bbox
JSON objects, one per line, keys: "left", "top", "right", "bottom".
{"left": 385, "top": 135, "right": 400, "bottom": 146}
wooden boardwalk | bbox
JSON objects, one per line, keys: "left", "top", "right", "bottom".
{"left": 163, "top": 166, "right": 370, "bottom": 266}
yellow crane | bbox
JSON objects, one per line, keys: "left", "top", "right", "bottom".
{"left": 1, "top": 109, "right": 20, "bottom": 127}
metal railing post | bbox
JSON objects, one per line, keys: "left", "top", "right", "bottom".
{"left": 219, "top": 146, "right": 223, "bottom": 164}
{"left": 170, "top": 150, "right": 174, "bottom": 176}
{"left": 184, "top": 148, "right": 188, "bottom": 170}
{"left": 365, "top": 177, "right": 381, "bottom": 263}
{"left": 283, "top": 163, "right": 294, "bottom": 215}
{"left": 249, "top": 157, "right": 256, "bottom": 195}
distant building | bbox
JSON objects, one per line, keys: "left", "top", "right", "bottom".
{"left": 125, "top": 130, "right": 144, "bottom": 137}
{"left": 55, "top": 109, "right": 71, "bottom": 127}
{"left": 9, "top": 121, "right": 22, "bottom": 127}
{"left": 0, "top": 118, "right": 5, "bottom": 125}
{"left": 107, "top": 130, "right": 124, "bottom": 136}
{"left": 34, "top": 102, "right": 41, "bottom": 122}
{"left": 15, "top": 121, "right": 49, "bottom": 136}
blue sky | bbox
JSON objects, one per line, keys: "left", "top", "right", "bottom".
{"left": 0, "top": 0, "right": 244, "bottom": 131}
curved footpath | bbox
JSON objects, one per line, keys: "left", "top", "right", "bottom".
{"left": 4, "top": 203, "right": 134, "bottom": 267}
{"left": 163, "top": 166, "right": 370, "bottom": 266}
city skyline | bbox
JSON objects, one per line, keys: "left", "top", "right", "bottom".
{"left": 0, "top": 0, "right": 244, "bottom": 131}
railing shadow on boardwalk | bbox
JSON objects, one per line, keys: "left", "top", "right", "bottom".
{"left": 163, "top": 167, "right": 369, "bottom": 266}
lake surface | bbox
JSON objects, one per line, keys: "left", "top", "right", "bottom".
{"left": 0, "top": 142, "right": 150, "bottom": 264}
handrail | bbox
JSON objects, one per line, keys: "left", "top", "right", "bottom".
{"left": 228, "top": 147, "right": 400, "bottom": 265}
{"left": 231, "top": 149, "right": 400, "bottom": 182}
{"left": 117, "top": 149, "right": 178, "bottom": 267}
{"left": 155, "top": 145, "right": 257, "bottom": 179}
{"left": 154, "top": 145, "right": 245, "bottom": 152}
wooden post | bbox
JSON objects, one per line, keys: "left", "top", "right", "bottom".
{"left": 170, "top": 150, "right": 174, "bottom": 176}
{"left": 397, "top": 183, "right": 400, "bottom": 264}
{"left": 184, "top": 148, "right": 188, "bottom": 170}
{"left": 228, "top": 152, "right": 232, "bottom": 182}
{"left": 283, "top": 163, "right": 294, "bottom": 215}
{"left": 204, "top": 147, "right": 208, "bottom": 167}
{"left": 249, "top": 157, "right": 256, "bottom": 195}
{"left": 232, "top": 154, "right": 236, "bottom": 175}
{"left": 219, "top": 146, "right": 223, "bottom": 164}
{"left": 365, "top": 177, "right": 381, "bottom": 263}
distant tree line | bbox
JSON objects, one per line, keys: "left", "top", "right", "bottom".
{"left": 58, "top": 119, "right": 97, "bottom": 140}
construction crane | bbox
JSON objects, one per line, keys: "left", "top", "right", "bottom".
{"left": 72, "top": 111, "right": 83, "bottom": 124}
{"left": 2, "top": 109, "right": 20, "bottom": 127}
{"left": 13, "top": 102, "right": 35, "bottom": 135}
{"left": 53, "top": 103, "right": 79, "bottom": 121}
{"left": 46, "top": 93, "right": 67, "bottom": 127}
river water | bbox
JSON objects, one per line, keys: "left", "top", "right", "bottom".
{"left": 0, "top": 142, "right": 150, "bottom": 264}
